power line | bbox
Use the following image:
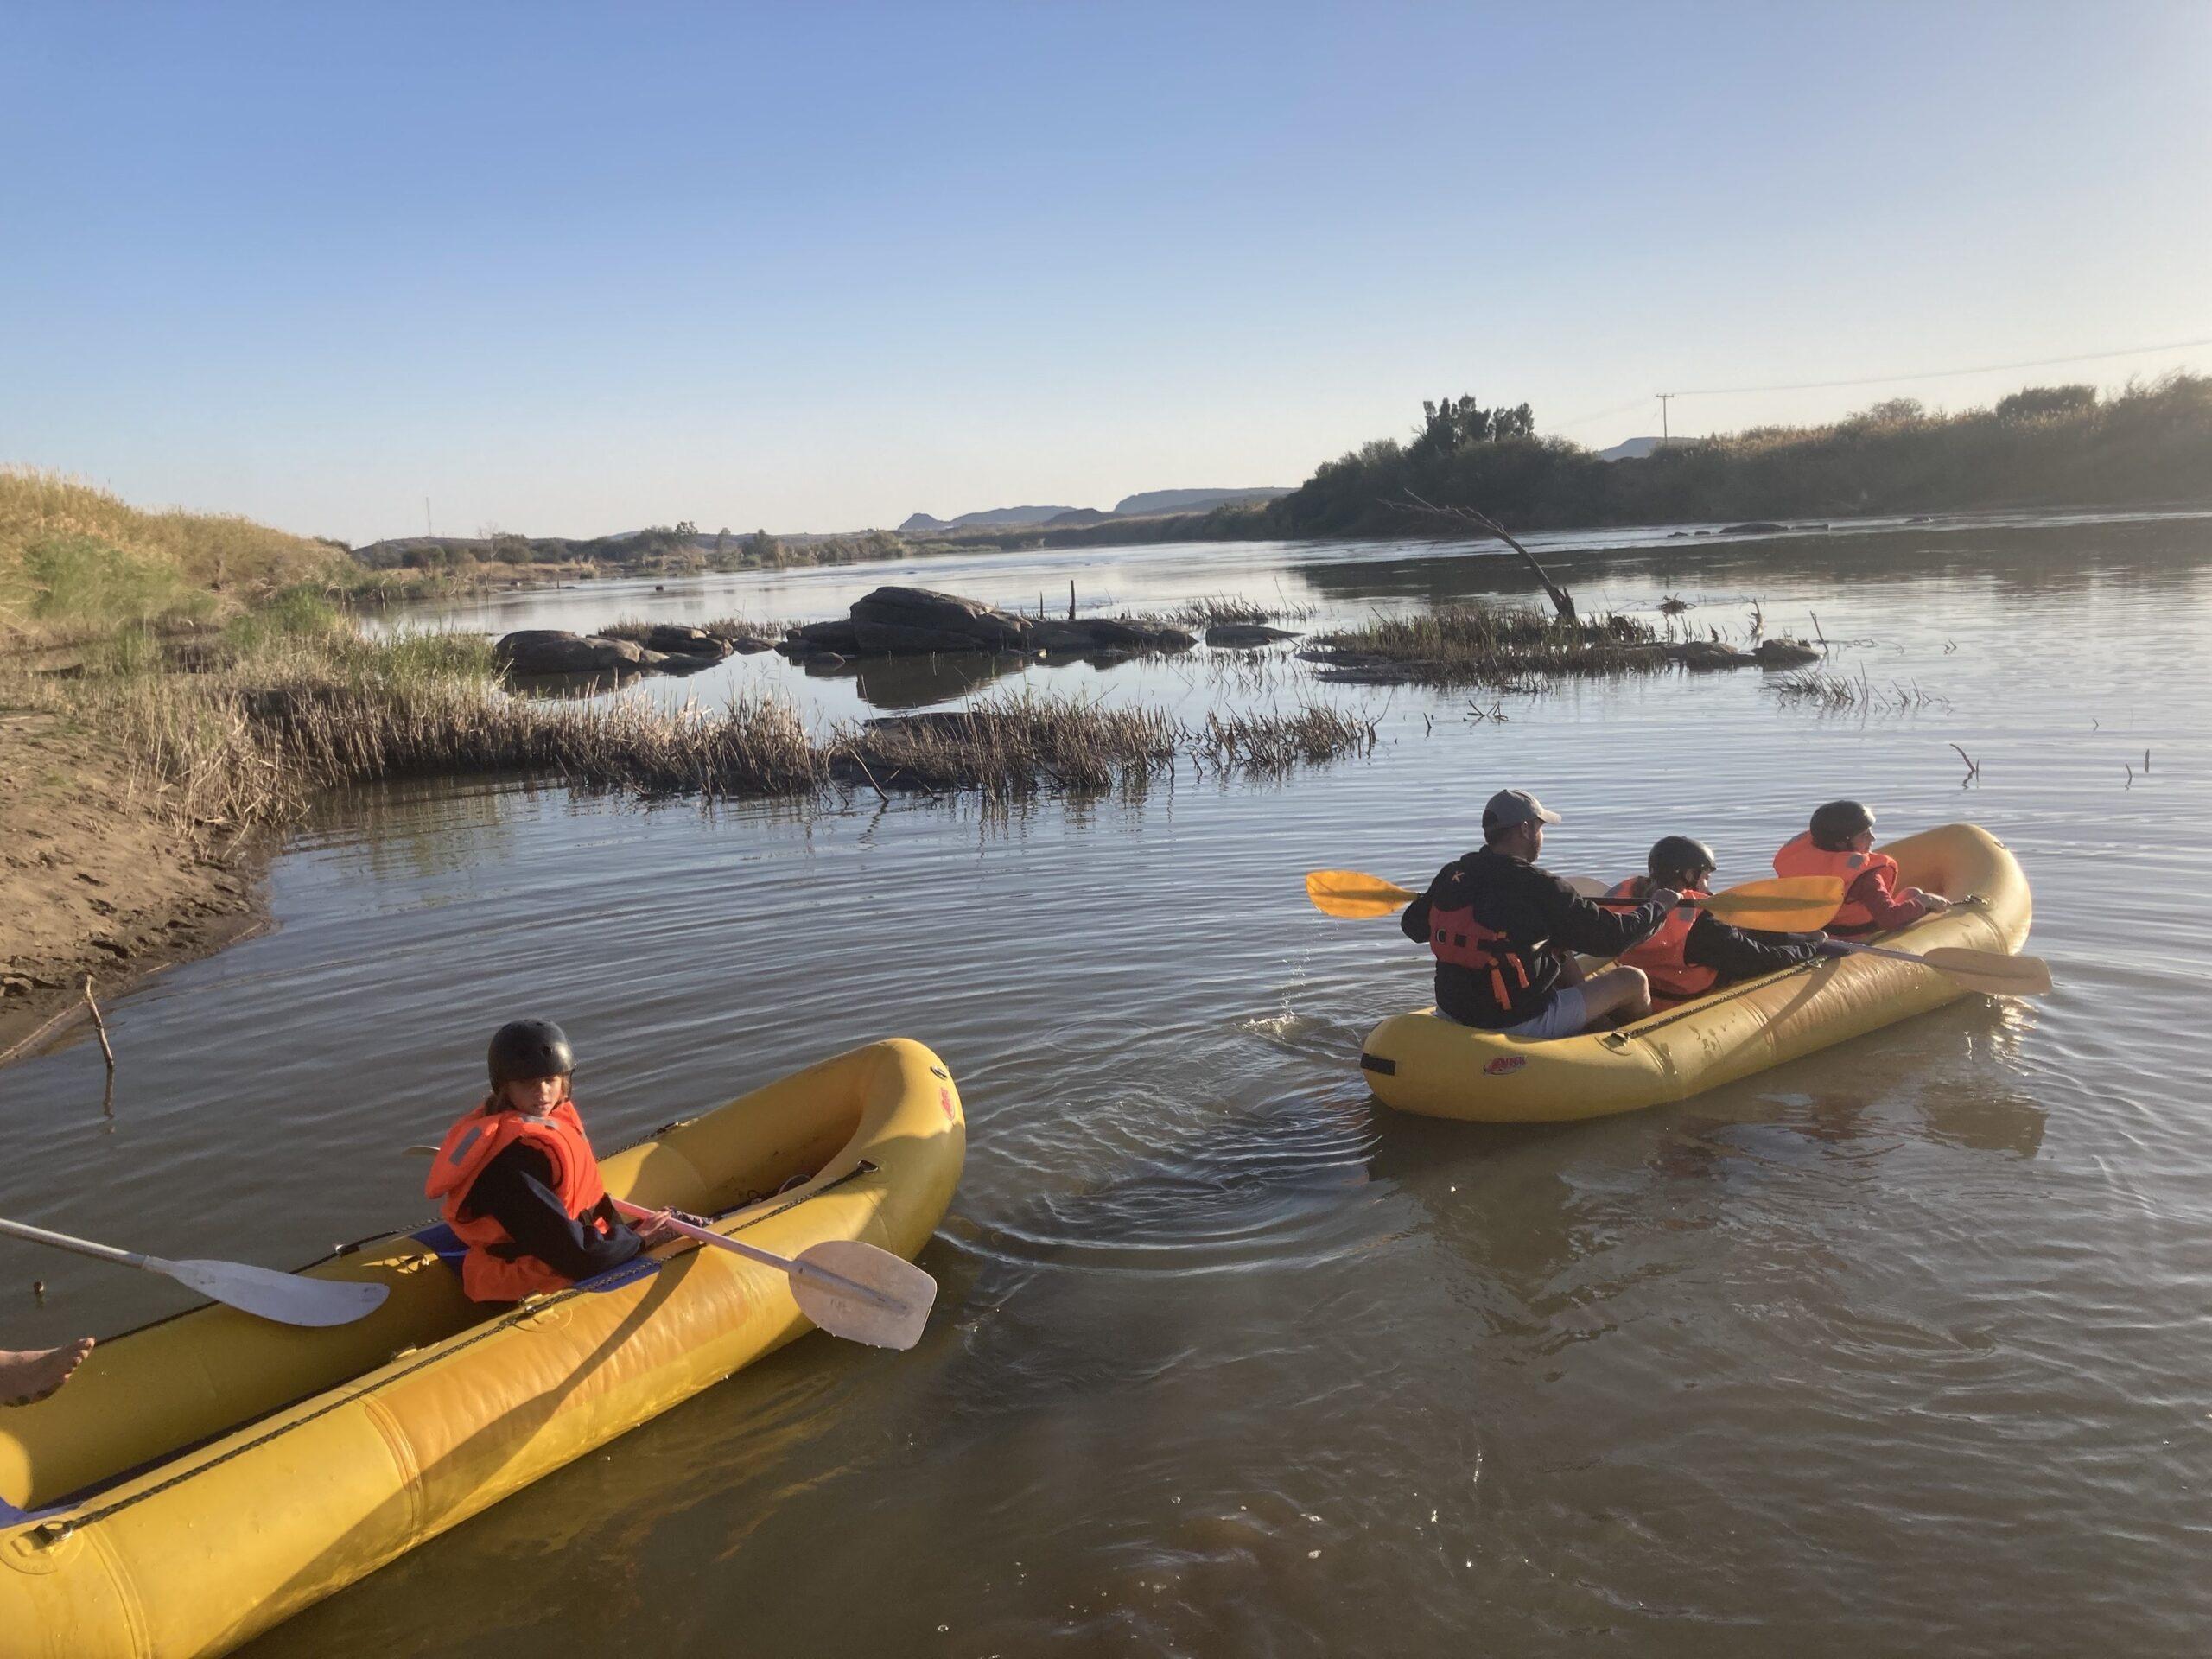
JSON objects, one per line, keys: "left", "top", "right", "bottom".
{"left": 1549, "top": 334, "right": 2211, "bottom": 433}
{"left": 1672, "top": 334, "right": 2212, "bottom": 400}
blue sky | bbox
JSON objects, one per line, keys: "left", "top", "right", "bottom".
{"left": 3, "top": 2, "right": 2207, "bottom": 542}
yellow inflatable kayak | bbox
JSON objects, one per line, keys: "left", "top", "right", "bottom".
{"left": 1360, "top": 823, "right": 2031, "bottom": 1122}
{"left": 0, "top": 1039, "right": 964, "bottom": 1657}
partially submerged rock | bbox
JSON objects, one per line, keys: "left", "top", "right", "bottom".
{"left": 1719, "top": 520, "right": 1789, "bottom": 535}
{"left": 1205, "top": 623, "right": 1300, "bottom": 647}
{"left": 1754, "top": 639, "right": 1821, "bottom": 667}
{"left": 777, "top": 586, "right": 1196, "bottom": 662}
{"left": 1673, "top": 640, "right": 1758, "bottom": 671}
{"left": 850, "top": 586, "right": 1030, "bottom": 652}
{"left": 639, "top": 624, "right": 733, "bottom": 658}
{"left": 496, "top": 630, "right": 656, "bottom": 674}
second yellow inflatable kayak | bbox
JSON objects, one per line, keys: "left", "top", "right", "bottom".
{"left": 0, "top": 1038, "right": 965, "bottom": 1657}
{"left": 1360, "top": 823, "right": 2031, "bottom": 1122}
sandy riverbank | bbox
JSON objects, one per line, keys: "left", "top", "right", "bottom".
{"left": 0, "top": 708, "right": 270, "bottom": 1067}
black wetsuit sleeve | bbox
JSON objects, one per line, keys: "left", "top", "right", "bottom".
{"left": 1535, "top": 869, "right": 1669, "bottom": 956}
{"left": 1683, "top": 912, "right": 1822, "bottom": 979}
{"left": 1401, "top": 890, "right": 1433, "bottom": 943}
{"left": 467, "top": 1143, "right": 641, "bottom": 1281}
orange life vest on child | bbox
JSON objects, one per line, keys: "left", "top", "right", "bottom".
{"left": 1606, "top": 877, "right": 1717, "bottom": 1003}
{"left": 1772, "top": 831, "right": 1900, "bottom": 936}
{"left": 424, "top": 1096, "right": 612, "bottom": 1302}
{"left": 1429, "top": 904, "right": 1532, "bottom": 1015}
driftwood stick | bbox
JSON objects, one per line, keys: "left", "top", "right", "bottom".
{"left": 842, "top": 743, "right": 893, "bottom": 805}
{"left": 82, "top": 975, "right": 116, "bottom": 1074}
{"left": 1385, "top": 492, "right": 1576, "bottom": 620}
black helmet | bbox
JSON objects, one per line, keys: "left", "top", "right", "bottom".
{"left": 1809, "top": 799, "right": 1875, "bottom": 849}
{"left": 487, "top": 1019, "right": 575, "bottom": 1090}
{"left": 1648, "top": 836, "right": 1717, "bottom": 883}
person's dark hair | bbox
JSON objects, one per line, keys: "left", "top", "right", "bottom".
{"left": 1809, "top": 800, "right": 1875, "bottom": 850}
{"left": 487, "top": 1020, "right": 575, "bottom": 1091}
{"left": 1648, "top": 836, "right": 1717, "bottom": 885}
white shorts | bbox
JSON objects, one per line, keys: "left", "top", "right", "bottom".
{"left": 1500, "top": 985, "right": 1589, "bottom": 1042}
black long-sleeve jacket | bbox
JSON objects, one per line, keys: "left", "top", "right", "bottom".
{"left": 1681, "top": 911, "right": 1825, "bottom": 982}
{"left": 462, "top": 1142, "right": 643, "bottom": 1283}
{"left": 1401, "top": 848, "right": 1669, "bottom": 1027}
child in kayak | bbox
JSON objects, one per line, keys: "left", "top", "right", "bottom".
{"left": 425, "top": 1020, "right": 672, "bottom": 1303}
{"left": 1774, "top": 801, "right": 1951, "bottom": 938}
{"left": 1608, "top": 836, "right": 1827, "bottom": 1009}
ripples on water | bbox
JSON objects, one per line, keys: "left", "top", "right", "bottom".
{"left": 4, "top": 513, "right": 2210, "bottom": 1656}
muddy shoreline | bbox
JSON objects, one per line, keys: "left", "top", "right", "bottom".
{"left": 0, "top": 709, "right": 276, "bottom": 1071}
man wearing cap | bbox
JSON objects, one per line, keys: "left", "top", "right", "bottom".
{"left": 1400, "top": 790, "right": 1677, "bottom": 1039}
{"left": 1773, "top": 800, "right": 1950, "bottom": 938}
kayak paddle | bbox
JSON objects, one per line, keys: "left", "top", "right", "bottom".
{"left": 0, "top": 1215, "right": 391, "bottom": 1328}
{"left": 611, "top": 1198, "right": 936, "bottom": 1351}
{"left": 1306, "top": 868, "right": 1844, "bottom": 931}
{"left": 1818, "top": 938, "right": 2054, "bottom": 997}
{"left": 1565, "top": 874, "right": 1847, "bottom": 931}
{"left": 1304, "top": 870, "right": 1420, "bottom": 918}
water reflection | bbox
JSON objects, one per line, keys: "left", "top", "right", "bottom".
{"left": 831, "top": 650, "right": 1028, "bottom": 709}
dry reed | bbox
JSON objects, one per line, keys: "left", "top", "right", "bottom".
{"left": 1308, "top": 601, "right": 1662, "bottom": 687}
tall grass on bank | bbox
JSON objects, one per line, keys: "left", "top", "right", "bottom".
{"left": 1309, "top": 601, "right": 1661, "bottom": 687}
{"left": 1, "top": 467, "right": 347, "bottom": 645}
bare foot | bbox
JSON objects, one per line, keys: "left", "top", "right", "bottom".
{"left": 1, "top": 1338, "right": 95, "bottom": 1406}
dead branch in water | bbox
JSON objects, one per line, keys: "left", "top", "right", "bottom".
{"left": 1384, "top": 492, "right": 1577, "bottom": 621}
{"left": 82, "top": 975, "right": 116, "bottom": 1074}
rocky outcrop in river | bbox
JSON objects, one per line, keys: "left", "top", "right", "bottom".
{"left": 495, "top": 625, "right": 748, "bottom": 678}
{"left": 777, "top": 586, "right": 1197, "bottom": 663}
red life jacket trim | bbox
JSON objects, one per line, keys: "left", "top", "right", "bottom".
{"left": 1429, "top": 902, "right": 1532, "bottom": 1013}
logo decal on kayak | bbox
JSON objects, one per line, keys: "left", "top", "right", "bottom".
{"left": 1484, "top": 1056, "right": 1527, "bottom": 1076}
{"left": 939, "top": 1085, "right": 956, "bottom": 1123}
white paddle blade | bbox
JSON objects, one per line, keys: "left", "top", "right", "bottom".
{"left": 165, "top": 1258, "right": 391, "bottom": 1327}
{"left": 1566, "top": 875, "right": 1611, "bottom": 899}
{"left": 1921, "top": 947, "right": 2055, "bottom": 997}
{"left": 789, "top": 1240, "right": 938, "bottom": 1351}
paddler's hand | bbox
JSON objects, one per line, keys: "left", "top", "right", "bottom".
{"left": 629, "top": 1210, "right": 682, "bottom": 1248}
{"left": 1910, "top": 889, "right": 1952, "bottom": 913}
{"left": 1646, "top": 887, "right": 1683, "bottom": 911}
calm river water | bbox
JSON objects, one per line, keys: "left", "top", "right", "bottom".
{"left": 4, "top": 512, "right": 2209, "bottom": 1656}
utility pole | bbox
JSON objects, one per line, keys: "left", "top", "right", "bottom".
{"left": 424, "top": 497, "right": 434, "bottom": 537}
{"left": 1656, "top": 393, "right": 1675, "bottom": 446}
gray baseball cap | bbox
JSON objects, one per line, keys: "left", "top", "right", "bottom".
{"left": 1483, "top": 788, "right": 1562, "bottom": 831}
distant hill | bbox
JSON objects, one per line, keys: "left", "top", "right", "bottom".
{"left": 903, "top": 505, "right": 1084, "bottom": 531}
{"left": 901, "top": 488, "right": 1291, "bottom": 533}
{"left": 1594, "top": 436, "right": 1665, "bottom": 461}
{"left": 1111, "top": 486, "right": 1291, "bottom": 515}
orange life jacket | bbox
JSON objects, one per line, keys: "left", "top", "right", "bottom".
{"left": 1607, "top": 877, "right": 1718, "bottom": 1004}
{"left": 423, "top": 1096, "right": 612, "bottom": 1302}
{"left": 1772, "top": 831, "right": 1900, "bottom": 936}
{"left": 1429, "top": 904, "right": 1532, "bottom": 1014}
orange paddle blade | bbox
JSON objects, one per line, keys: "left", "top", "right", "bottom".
{"left": 1306, "top": 869, "right": 1418, "bottom": 918}
{"left": 1569, "top": 873, "right": 1845, "bottom": 932}
{"left": 1697, "top": 875, "right": 1845, "bottom": 931}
